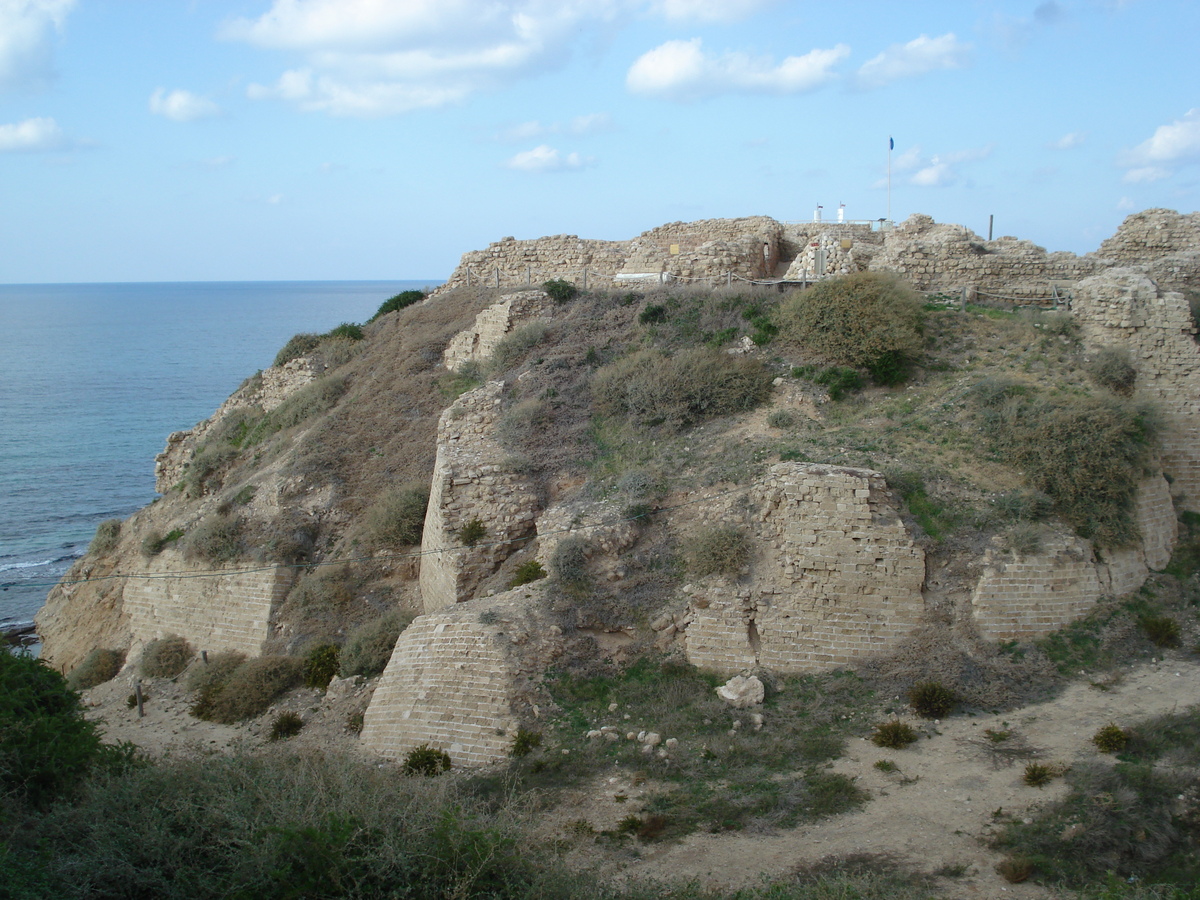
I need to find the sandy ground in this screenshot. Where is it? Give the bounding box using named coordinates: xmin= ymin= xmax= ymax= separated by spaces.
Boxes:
xmin=81 ymin=653 xmax=1200 ymax=899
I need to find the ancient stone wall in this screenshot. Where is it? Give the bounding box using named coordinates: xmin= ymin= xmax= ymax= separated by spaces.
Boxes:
xmin=781 ymin=223 xmax=882 ymax=279
xmin=684 ymin=464 xmax=927 ymax=674
xmin=619 ymin=217 xmax=784 ymax=283
xmin=122 ymin=553 xmax=294 ymax=657
xmin=1071 ymin=269 xmax=1200 ymax=510
xmin=437 ymin=234 xmax=631 ymax=294
xmin=419 ymin=382 xmax=540 ymax=612
xmin=867 ymin=214 xmax=1102 ymax=301
xmin=443 ymin=290 xmax=556 ymax=373
xmin=1097 ymin=209 xmax=1200 ymax=295
xmin=360 ymin=591 xmax=564 ymax=767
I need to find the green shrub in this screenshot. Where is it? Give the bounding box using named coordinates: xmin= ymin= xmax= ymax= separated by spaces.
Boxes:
xmin=907 ymin=681 xmax=955 ymax=719
xmin=339 ymin=612 xmax=407 ymax=679
xmin=487 ymin=322 xmax=548 ymax=373
xmin=1022 ymin=762 xmax=1055 ymax=787
xmin=66 ymin=648 xmax=125 ymax=691
xmin=973 ymin=388 xmax=1157 ymax=547
xmin=1092 ymin=723 xmax=1129 ymax=753
xmin=870 ymin=719 xmax=918 ymax=749
xmin=0 ymin=650 xmax=103 ymax=805
xmin=362 ymin=484 xmax=428 ymax=547
xmin=508 ymin=560 xmax=547 ymax=588
xmin=542 ymin=279 xmax=578 ymax=303
xmin=182 ymin=444 xmax=239 ymax=498
xmin=592 ymin=346 xmax=773 ymax=428
xmin=141 ymin=528 xmax=184 ymax=557
xmin=304 ymin=644 xmax=341 ymax=689
xmin=269 ymin=711 xmax=304 ymax=742
xmin=813 ymin=366 xmax=865 ymax=401
xmin=683 ymin=525 xmax=752 ymax=578
xmin=992 ymin=489 xmax=1053 ymax=521
xmin=140 ymin=635 xmax=194 ymax=679
xmin=510 ymin=728 xmax=542 ymax=757
xmin=1140 ymin=614 xmax=1181 ymax=648
xmin=191 ymin=655 xmax=304 ymax=724
xmin=1002 ymin=523 xmax=1043 ymax=556
xmin=1087 ymin=346 xmax=1137 ymax=396
xmin=183 ymin=650 xmax=246 ymax=695
xmin=639 ymin=303 xmax=668 ymax=325
xmin=778 ymin=272 xmax=924 ymax=382
xmin=549 ymin=537 xmax=591 ymax=597
xmin=402 ymin=744 xmax=451 ymax=776
xmin=255 ymin=375 xmax=348 ymax=438
xmin=458 ymin=518 xmax=487 ymax=547
xmin=766 ymin=408 xmax=800 ymax=429
xmin=88 ymin=519 xmax=122 ymax=556
xmin=182 ymin=513 xmax=243 ymax=564
xmin=273 ymin=332 xmax=322 ymax=367
xmin=325 ymin=322 xmax=363 ymax=342
xmin=369 ymin=289 xmax=425 ymax=322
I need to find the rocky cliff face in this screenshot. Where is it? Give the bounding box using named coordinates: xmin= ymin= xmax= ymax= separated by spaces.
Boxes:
xmin=36 ymin=208 xmax=1200 ymax=766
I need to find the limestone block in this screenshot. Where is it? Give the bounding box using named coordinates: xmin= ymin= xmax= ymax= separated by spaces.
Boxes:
xmin=716 ymin=674 xmax=765 ymax=708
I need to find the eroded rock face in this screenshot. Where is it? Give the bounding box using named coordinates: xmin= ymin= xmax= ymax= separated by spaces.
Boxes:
xmin=1097 ymin=208 xmax=1200 ymax=295
xmin=360 ymin=591 xmax=564 ymax=767
xmin=443 ymin=289 xmax=556 ymax=373
xmin=419 ymin=382 xmax=539 ymax=613
xmin=685 ymin=464 xmax=927 ymax=674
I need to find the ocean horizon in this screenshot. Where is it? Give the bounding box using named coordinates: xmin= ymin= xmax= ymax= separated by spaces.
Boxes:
xmin=0 ymin=279 xmax=441 ymax=646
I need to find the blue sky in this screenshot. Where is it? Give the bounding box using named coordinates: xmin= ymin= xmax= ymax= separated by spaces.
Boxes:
xmin=1 ymin=0 xmax=1197 ymax=283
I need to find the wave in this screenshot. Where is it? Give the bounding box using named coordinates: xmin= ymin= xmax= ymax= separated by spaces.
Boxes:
xmin=0 ymin=559 xmax=55 ymax=573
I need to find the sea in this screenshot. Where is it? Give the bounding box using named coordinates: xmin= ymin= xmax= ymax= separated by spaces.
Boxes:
xmin=0 ymin=280 xmax=439 ymax=649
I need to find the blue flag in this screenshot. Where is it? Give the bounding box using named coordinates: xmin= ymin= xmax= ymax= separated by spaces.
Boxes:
xmin=889 ymin=137 xmax=894 ymax=150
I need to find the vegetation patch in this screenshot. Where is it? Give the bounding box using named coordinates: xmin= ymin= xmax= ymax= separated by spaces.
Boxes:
xmin=268 ymin=711 xmax=304 ymax=742
xmin=141 ymin=527 xmax=185 ymax=557
xmin=508 ymin=559 xmax=547 ymax=588
xmin=303 ymin=643 xmax=341 ymax=689
xmin=870 ymin=719 xmax=918 ymax=749
xmin=88 ymin=519 xmax=122 ymax=556
xmin=402 ymin=744 xmax=452 ymax=776
xmin=542 ymin=279 xmax=579 ymax=303
xmin=190 ymin=655 xmax=303 ymax=724
xmin=339 ymin=612 xmax=409 ymax=679
xmin=458 ymin=518 xmax=487 ymax=547
xmin=182 ymin=512 xmax=244 ymax=564
xmin=682 ymin=524 xmax=751 ymax=578
xmin=66 ymin=648 xmax=126 ymax=691
xmin=140 ymin=635 xmax=194 ymax=679
xmin=361 ymin=484 xmax=428 ymax=548
xmin=907 ymin=681 xmax=955 ymax=719
xmin=369 ymin=288 xmax=426 ymax=322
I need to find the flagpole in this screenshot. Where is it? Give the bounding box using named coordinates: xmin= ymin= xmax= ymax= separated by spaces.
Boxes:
xmin=887 ymin=136 xmax=892 ymax=227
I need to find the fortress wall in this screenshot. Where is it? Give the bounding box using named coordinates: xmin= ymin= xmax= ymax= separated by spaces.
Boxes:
xmin=443 ymin=289 xmax=556 ymax=372
xmin=123 ymin=554 xmax=294 ymax=656
xmin=1096 ymin=209 xmax=1200 ymax=295
xmin=685 ymin=464 xmax=926 ymax=674
xmin=437 ymin=234 xmax=631 ymax=294
xmin=620 ymin=216 xmax=785 ymax=282
xmin=419 ymin=382 xmax=539 ymax=613
xmin=1072 ymin=269 xmax=1200 ymax=510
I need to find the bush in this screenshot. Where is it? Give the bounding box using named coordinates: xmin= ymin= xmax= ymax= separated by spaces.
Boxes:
xmin=182 ymin=513 xmax=243 ymax=564
xmin=511 ymin=728 xmax=542 ymax=757
xmin=592 ymin=346 xmax=773 ymax=428
xmin=1023 ymin=762 xmax=1055 ymax=787
xmin=778 ymin=272 xmax=924 ymax=382
xmin=191 ymin=656 xmax=303 ymax=724
xmin=273 ymin=332 xmax=322 ymax=368
xmin=542 ymin=279 xmax=578 ymax=303
xmin=1092 ymin=723 xmax=1129 ymax=753
xmin=66 ymin=648 xmax=125 ymax=691
xmin=992 ymin=489 xmax=1053 ymax=521
xmin=369 ymin=289 xmax=425 ymax=322
xmin=508 ymin=560 xmax=546 ymax=588
xmin=973 ymin=389 xmax=1157 ymax=547
xmin=870 ymin=720 xmax=918 ymax=749
xmin=458 ymin=518 xmax=487 ymax=547
xmin=683 ymin=525 xmax=752 ymax=578
xmin=0 ymin=650 xmax=102 ymax=805
xmin=813 ymin=366 xmax=865 ymax=401
xmin=487 ymin=322 xmax=548 ymax=373
xmin=907 ymin=681 xmax=955 ymax=719
xmin=362 ymin=485 xmax=428 ymax=548
xmin=639 ymin=303 xmax=668 ymax=325
xmin=402 ymin=744 xmax=451 ymax=776
xmin=141 ymin=528 xmax=184 ymax=557
xmin=325 ymin=322 xmax=363 ymax=342
xmin=183 ymin=650 xmax=246 ymax=695
xmin=269 ymin=711 xmax=304 ymax=742
xmin=1002 ymin=523 xmax=1043 ymax=556
xmin=88 ymin=519 xmax=122 ymax=556
xmin=1140 ymin=614 xmax=1181 ymax=648
xmin=339 ymin=612 xmax=407 ymax=679
xmin=304 ymin=644 xmax=340 ymax=689
xmin=1087 ymin=346 xmax=1137 ymax=396
xmin=140 ymin=635 xmax=194 ymax=679
xmin=182 ymin=444 xmax=239 ymax=498
xmin=549 ymin=537 xmax=591 ymax=597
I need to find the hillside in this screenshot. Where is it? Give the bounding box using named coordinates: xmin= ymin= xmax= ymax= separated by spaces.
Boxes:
xmin=26 ymin=208 xmax=1200 ymax=897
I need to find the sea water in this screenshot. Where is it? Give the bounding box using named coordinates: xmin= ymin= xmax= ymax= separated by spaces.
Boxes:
xmin=0 ymin=280 xmax=438 ymax=643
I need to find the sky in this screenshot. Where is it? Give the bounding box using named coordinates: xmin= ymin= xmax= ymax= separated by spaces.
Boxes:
xmin=1 ymin=0 xmax=1198 ymax=283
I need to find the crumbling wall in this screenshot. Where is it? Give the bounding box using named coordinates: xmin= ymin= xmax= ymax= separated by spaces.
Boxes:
xmin=619 ymin=217 xmax=784 ymax=283
xmin=443 ymin=289 xmax=556 ymax=373
xmin=437 ymin=234 xmax=630 ymax=294
xmin=122 ymin=554 xmax=295 ymax=656
xmin=684 ymin=464 xmax=926 ymax=674
xmin=155 ymin=357 xmax=322 ymax=492
xmin=360 ymin=591 xmax=564 ymax=767
xmin=419 ymin=382 xmax=539 ymax=612
xmin=1097 ymin=208 xmax=1200 ymax=295
xmin=781 ymin=223 xmax=882 ymax=279
xmin=1071 ymin=269 xmax=1200 ymax=511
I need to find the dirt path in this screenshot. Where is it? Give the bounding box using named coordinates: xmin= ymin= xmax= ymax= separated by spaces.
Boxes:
xmin=619 ymin=657 xmax=1200 ymax=897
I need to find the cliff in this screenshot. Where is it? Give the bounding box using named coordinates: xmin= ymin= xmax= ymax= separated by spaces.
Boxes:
xmin=36 ymin=208 xmax=1200 ymax=769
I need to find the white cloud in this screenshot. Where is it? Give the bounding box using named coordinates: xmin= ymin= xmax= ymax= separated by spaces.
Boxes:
xmin=627 ymin=37 xmax=849 ymax=101
xmin=1121 ymin=108 xmax=1200 ymax=181
xmin=1117 ymin=196 xmax=1137 ymax=211
xmin=0 ymin=115 xmax=65 ymax=151
xmin=226 ymin=0 xmax=628 ymax=116
xmin=1049 ymin=131 xmax=1085 ymax=150
xmin=0 ymin=0 xmax=74 ymax=91
xmin=883 ymin=144 xmax=992 ymax=188
xmin=647 ymin=0 xmax=776 ymax=23
xmin=505 ymin=144 xmax=593 ymax=173
xmin=855 ymin=33 xmax=970 ymax=89
xmin=149 ymin=88 xmax=221 ymax=122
